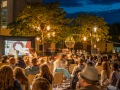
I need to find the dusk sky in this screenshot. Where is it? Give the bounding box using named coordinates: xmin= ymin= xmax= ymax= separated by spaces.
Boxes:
xmin=44 ymin=0 xmax=120 ymax=24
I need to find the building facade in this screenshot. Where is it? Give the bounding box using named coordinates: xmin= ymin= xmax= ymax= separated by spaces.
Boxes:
xmin=0 ymin=0 xmax=42 ymax=35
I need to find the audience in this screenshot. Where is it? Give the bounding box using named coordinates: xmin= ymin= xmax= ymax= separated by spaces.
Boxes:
xmin=0 ymin=65 xmax=22 ymax=90
xmin=100 ymin=61 xmax=111 ymax=89
xmin=0 ymin=51 xmax=120 ymax=90
xmin=13 ymin=67 xmax=29 ymax=90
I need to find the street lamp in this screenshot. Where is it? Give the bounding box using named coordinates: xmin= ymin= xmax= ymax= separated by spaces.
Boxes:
xmin=83 ymin=36 xmax=87 ymax=41
xmin=93 ymin=27 xmax=97 ymax=54
xmin=35 ymin=24 xmax=55 ymax=56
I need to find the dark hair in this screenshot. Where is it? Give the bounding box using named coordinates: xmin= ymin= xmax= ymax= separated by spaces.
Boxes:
xmin=111 ymin=63 xmax=119 ymax=71
xmin=1 ymin=55 xmax=8 ymax=63
xmin=31 ymin=58 xmax=37 ymax=65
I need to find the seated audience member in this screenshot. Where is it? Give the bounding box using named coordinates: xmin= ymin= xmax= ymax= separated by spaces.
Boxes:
xmin=71 ymin=59 xmax=85 ymax=77
xmin=95 ymin=58 xmax=103 ymax=76
xmin=32 ymin=77 xmax=50 ymax=90
xmin=13 ymin=67 xmax=29 ymax=90
xmin=35 ymin=64 xmax=53 ymax=84
xmin=54 ymin=54 xmax=71 ymax=79
xmin=1 ymin=55 xmax=8 ymax=63
xmin=23 ymin=56 xmax=30 ymax=66
xmin=100 ymin=61 xmax=110 ymax=89
xmin=0 ymin=65 xmax=22 ymax=90
xmin=9 ymin=57 xmax=16 ymax=69
xmin=44 ymin=57 xmax=53 ymax=74
xmin=107 ymin=63 xmax=120 ymax=90
xmin=25 ymin=58 xmax=40 ymax=76
xmin=70 ymin=59 xmax=85 ymax=89
xmin=15 ymin=56 xmax=26 ymax=68
xmin=79 ymin=67 xmax=101 ymax=90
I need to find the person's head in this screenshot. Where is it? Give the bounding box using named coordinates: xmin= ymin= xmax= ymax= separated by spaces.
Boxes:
xmin=23 ymin=56 xmax=30 ymax=66
xmin=39 ymin=59 xmax=45 ymax=65
xmin=102 ymin=61 xmax=109 ymax=70
xmin=78 ymin=59 xmax=84 ymax=65
xmin=9 ymin=57 xmax=16 ymax=64
xmin=32 ymin=77 xmax=50 ymax=90
xmin=40 ymin=64 xmax=50 ymax=75
xmin=31 ymin=58 xmax=38 ymax=65
xmin=79 ymin=67 xmax=99 ymax=87
xmin=57 ymin=54 xmax=62 ymax=60
xmin=86 ymin=62 xmax=93 ymax=67
xmin=102 ymin=62 xmax=110 ymax=78
xmin=1 ymin=55 xmax=8 ymax=63
xmin=112 ymin=54 xmax=118 ymax=60
xmin=13 ymin=67 xmax=28 ymax=84
xmin=110 ymin=63 xmax=119 ymax=71
xmin=0 ymin=65 xmax=14 ymax=90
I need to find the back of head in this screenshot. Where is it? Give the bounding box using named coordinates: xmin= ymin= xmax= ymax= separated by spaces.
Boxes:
xmin=9 ymin=57 xmax=16 ymax=64
xmin=32 ymin=77 xmax=50 ymax=90
xmin=1 ymin=55 xmax=8 ymax=63
xmin=0 ymin=65 xmax=14 ymax=89
xmin=13 ymin=67 xmax=27 ymax=84
xmin=32 ymin=58 xmax=38 ymax=65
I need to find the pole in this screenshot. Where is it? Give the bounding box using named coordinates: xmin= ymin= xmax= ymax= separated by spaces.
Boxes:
xmin=42 ymin=32 xmax=44 ymax=56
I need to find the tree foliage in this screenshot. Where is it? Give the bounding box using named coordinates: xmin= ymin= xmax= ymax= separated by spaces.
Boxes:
xmin=8 ymin=2 xmax=73 ymax=43
xmin=72 ymin=13 xmax=109 ymax=42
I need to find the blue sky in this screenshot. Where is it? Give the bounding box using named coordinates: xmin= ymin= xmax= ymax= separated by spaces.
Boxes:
xmin=44 ymin=0 xmax=120 ymax=24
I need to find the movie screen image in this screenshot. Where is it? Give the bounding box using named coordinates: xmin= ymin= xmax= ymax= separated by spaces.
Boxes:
xmin=5 ymin=40 xmax=31 ymax=55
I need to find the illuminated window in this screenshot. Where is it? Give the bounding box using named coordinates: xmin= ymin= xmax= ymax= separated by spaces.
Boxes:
xmin=1 ymin=0 xmax=7 ymax=28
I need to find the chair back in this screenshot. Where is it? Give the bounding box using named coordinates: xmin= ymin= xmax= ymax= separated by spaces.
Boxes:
xmin=53 ymin=72 xmax=63 ymax=84
xmin=0 ymin=63 xmax=9 ymax=67
xmin=28 ymin=74 xmax=35 ymax=85
xmin=69 ymin=64 xmax=77 ymax=73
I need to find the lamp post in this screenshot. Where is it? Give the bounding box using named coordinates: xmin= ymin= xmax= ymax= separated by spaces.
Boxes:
xmin=35 ymin=24 xmax=55 ymax=56
xmin=93 ymin=27 xmax=97 ymax=54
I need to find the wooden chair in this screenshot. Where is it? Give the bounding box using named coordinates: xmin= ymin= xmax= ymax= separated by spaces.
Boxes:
xmin=69 ymin=64 xmax=77 ymax=73
xmin=0 ymin=63 xmax=9 ymax=67
xmin=28 ymin=74 xmax=35 ymax=85
xmin=53 ymin=72 xmax=63 ymax=88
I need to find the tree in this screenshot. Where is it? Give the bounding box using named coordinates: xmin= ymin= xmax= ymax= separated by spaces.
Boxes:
xmin=7 ymin=2 xmax=72 ymax=43
xmin=72 ymin=13 xmax=109 ymax=42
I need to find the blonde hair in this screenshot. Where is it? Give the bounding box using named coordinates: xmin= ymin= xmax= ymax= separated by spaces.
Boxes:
xmin=102 ymin=62 xmax=110 ymax=78
xmin=0 ymin=65 xmax=14 ymax=90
